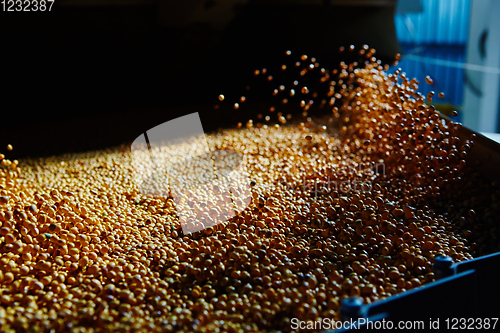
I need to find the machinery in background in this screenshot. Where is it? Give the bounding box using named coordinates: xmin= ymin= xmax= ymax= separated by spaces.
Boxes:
xmin=462 ymin=0 xmax=500 ymax=133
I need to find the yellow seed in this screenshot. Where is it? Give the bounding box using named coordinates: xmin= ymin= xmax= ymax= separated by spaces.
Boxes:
xmin=4 ymin=272 xmax=14 ymax=283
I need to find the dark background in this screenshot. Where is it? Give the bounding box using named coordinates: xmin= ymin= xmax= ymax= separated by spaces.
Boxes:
xmin=0 ymin=0 xmax=400 ymax=159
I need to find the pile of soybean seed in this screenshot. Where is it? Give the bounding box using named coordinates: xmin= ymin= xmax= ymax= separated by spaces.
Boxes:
xmin=0 ymin=47 xmax=499 ymax=332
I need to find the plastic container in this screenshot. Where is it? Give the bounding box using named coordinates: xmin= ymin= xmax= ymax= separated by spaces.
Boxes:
xmin=332 ymin=252 xmax=500 ymax=331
